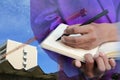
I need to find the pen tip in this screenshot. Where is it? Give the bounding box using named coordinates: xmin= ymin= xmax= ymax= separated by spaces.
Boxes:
xmin=56 ymin=37 xmax=61 ymax=41
xmin=56 ymin=34 xmax=69 ymax=41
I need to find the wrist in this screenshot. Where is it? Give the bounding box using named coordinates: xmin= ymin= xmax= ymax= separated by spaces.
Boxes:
xmin=102 ymin=23 xmax=118 ymax=43
xmin=115 ymin=22 xmax=120 ymax=41
xmin=107 ymin=23 xmax=118 ymax=42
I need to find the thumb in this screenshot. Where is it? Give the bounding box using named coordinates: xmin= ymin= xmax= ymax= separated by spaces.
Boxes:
xmin=72 ymin=60 xmax=81 ymax=68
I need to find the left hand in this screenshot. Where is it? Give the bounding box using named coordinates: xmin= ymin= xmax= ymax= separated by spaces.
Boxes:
xmin=72 ymin=53 xmax=116 ymax=78
xmin=61 ymin=23 xmax=118 ymax=50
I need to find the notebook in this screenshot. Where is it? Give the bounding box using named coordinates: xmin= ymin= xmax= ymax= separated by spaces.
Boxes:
xmin=41 ymin=23 xmax=120 ymax=61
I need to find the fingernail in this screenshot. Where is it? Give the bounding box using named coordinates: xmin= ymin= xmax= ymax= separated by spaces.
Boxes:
xmin=75 ymin=60 xmax=81 ymax=68
xmin=94 ymin=53 xmax=99 ymax=58
xmin=99 ymin=52 xmax=104 ymax=57
xmin=110 ymin=58 xmax=116 ymax=69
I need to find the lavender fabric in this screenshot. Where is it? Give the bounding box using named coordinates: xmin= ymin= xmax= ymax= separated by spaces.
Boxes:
xmin=30 ymin=0 xmax=120 ymax=79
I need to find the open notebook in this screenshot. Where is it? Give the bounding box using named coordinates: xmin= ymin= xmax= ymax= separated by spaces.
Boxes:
xmin=41 ymin=23 xmax=120 ymax=61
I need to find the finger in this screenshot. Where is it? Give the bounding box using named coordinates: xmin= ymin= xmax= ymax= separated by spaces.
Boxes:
xmin=62 ymin=42 xmax=79 ymax=48
xmin=99 ymin=53 xmax=111 ymax=71
xmin=61 ymin=33 xmax=94 ymax=44
xmin=62 ymin=41 xmax=95 ymax=50
xmin=62 ymin=40 xmax=94 ymax=50
xmin=95 ymin=56 xmax=105 ymax=72
xmin=64 ymin=25 xmax=91 ymax=34
xmin=76 ymin=42 xmax=96 ymax=50
xmin=109 ymin=58 xmax=116 ymax=69
xmin=72 ymin=60 xmax=81 ymax=68
xmin=64 ymin=24 xmax=80 ymax=34
xmin=84 ymin=54 xmax=94 ymax=72
xmin=91 ymin=23 xmax=98 ymax=27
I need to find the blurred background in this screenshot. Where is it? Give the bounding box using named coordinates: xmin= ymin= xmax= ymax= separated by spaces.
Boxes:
xmin=0 ymin=0 xmax=58 ymax=79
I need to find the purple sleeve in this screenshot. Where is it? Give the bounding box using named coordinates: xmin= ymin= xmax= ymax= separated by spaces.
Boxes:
xmin=30 ymin=0 xmax=79 ymax=77
xmin=113 ymin=0 xmax=120 ymax=21
xmin=30 ymin=0 xmax=63 ymax=42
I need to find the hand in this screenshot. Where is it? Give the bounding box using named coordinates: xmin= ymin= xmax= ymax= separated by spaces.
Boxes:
xmin=61 ymin=23 xmax=118 ymax=50
xmin=72 ymin=53 xmax=116 ymax=78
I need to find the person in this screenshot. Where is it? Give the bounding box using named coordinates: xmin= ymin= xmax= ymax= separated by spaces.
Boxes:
xmin=30 ymin=0 xmax=120 ymax=80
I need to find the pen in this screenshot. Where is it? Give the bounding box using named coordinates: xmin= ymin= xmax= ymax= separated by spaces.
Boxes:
xmin=56 ymin=9 xmax=109 ymax=41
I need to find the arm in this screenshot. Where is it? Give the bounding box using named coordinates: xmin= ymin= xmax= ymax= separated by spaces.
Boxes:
xmin=61 ymin=22 xmax=119 ymax=79
xmin=61 ymin=2 xmax=120 ymax=78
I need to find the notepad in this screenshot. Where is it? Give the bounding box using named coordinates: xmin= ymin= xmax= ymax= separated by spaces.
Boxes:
xmin=41 ymin=23 xmax=120 ymax=61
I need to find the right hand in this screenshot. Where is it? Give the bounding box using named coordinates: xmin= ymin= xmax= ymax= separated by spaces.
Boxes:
xmin=62 ymin=23 xmax=118 ymax=50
